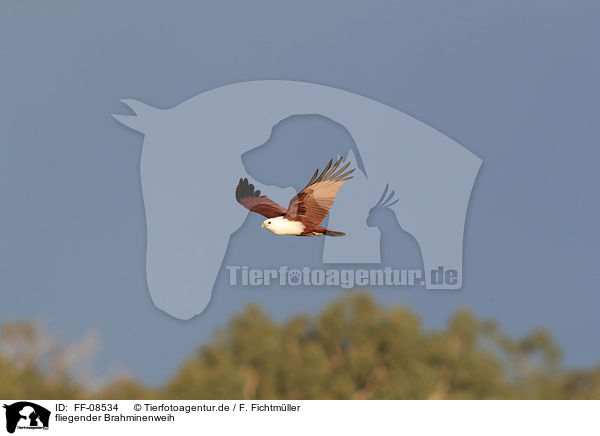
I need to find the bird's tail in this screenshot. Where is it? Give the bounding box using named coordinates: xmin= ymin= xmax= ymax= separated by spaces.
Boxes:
xmin=323 ymin=229 xmax=345 ymax=237
xmin=310 ymin=225 xmax=346 ymax=237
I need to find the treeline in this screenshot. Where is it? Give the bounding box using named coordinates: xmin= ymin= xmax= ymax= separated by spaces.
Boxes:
xmin=1 ymin=293 xmax=599 ymax=399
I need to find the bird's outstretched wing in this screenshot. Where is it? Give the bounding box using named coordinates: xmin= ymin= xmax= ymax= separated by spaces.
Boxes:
xmin=286 ymin=157 xmax=355 ymax=225
xmin=236 ymin=178 xmax=287 ymax=218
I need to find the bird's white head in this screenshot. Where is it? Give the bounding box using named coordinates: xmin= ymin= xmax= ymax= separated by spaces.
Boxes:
xmin=262 ymin=218 xmax=278 ymax=230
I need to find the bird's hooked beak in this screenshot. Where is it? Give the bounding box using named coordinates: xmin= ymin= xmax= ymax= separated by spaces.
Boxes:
xmin=261 ymin=223 xmax=265 ymax=228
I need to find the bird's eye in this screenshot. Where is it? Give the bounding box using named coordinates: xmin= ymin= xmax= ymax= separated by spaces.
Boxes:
xmin=268 ymin=221 xmax=271 ymax=224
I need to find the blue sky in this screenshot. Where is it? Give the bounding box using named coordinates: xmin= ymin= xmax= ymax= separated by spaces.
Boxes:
xmin=1 ymin=1 xmax=599 ymax=385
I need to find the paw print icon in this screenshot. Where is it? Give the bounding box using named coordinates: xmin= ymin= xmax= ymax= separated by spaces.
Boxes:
xmin=287 ymin=270 xmax=303 ymax=286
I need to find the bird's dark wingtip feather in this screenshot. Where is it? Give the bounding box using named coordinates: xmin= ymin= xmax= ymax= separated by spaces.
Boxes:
xmin=236 ymin=177 xmax=263 ymax=201
xmin=236 ymin=178 xmax=250 ymax=201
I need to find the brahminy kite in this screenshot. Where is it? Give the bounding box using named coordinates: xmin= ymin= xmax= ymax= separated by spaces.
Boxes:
xmin=236 ymin=157 xmax=355 ymax=236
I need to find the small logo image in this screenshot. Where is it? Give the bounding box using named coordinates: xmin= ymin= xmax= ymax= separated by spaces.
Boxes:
xmin=2 ymin=402 xmax=50 ymax=434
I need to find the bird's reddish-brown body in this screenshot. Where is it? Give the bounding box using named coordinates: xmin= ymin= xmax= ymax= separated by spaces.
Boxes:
xmin=295 ymin=220 xmax=344 ymax=237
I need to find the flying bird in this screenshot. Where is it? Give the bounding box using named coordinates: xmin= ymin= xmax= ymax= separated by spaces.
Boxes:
xmin=236 ymin=157 xmax=355 ymax=237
